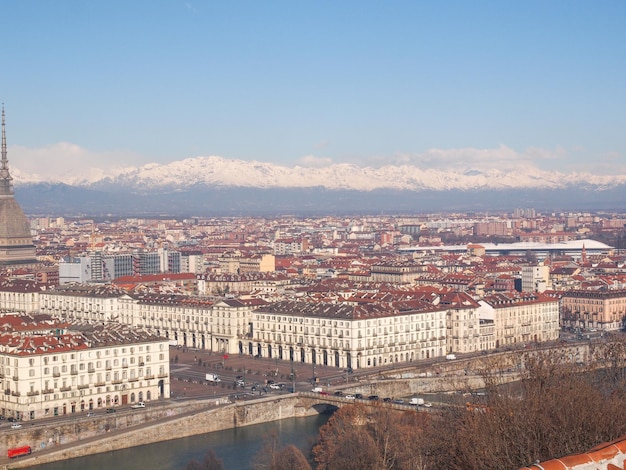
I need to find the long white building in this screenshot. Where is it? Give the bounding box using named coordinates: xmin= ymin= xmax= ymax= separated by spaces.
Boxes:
xmin=0 ymin=314 xmax=170 ymax=421
xmin=0 ymin=281 xmax=562 ymax=370
xmin=249 ymin=300 xmax=450 ymax=370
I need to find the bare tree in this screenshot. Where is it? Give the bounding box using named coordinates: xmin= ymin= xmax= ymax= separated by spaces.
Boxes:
xmin=253 ymin=431 xmax=311 ymax=470
xmin=185 ymin=449 xmax=223 ymax=470
xmin=427 ymin=342 xmax=626 ymax=469
xmin=313 ymin=338 xmax=626 ymax=470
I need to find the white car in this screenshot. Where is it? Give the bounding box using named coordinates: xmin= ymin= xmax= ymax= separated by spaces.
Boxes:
xmin=344 ymin=394 xmax=356 ymax=400
xmin=11 ymin=422 xmax=22 ymax=429
xmin=131 ymin=402 xmax=146 ymax=409
xmin=269 ymin=383 xmax=282 ymax=390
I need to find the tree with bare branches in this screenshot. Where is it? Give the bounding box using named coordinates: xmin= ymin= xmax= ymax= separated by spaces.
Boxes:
xmin=185 ymin=449 xmax=224 ymax=470
xmin=253 ymin=431 xmax=311 ymax=470
xmin=313 ymin=337 xmax=626 ymax=470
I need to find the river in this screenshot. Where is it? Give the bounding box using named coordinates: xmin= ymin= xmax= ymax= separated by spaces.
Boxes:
xmin=28 ymin=414 xmax=330 ymax=470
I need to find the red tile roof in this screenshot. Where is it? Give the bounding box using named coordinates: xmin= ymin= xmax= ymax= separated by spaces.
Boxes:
xmin=519 ymin=434 xmax=626 ymax=470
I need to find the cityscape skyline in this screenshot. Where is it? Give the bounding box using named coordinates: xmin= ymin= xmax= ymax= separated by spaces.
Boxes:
xmin=1 ymin=1 xmax=624 ymax=184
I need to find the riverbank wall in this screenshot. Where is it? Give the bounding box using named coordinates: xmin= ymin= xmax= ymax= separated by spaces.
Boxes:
xmin=1 ymin=394 xmax=320 ymax=469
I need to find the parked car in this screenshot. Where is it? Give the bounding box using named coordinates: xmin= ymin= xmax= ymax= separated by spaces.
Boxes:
xmin=368 ymin=395 xmax=380 ymax=401
xmin=11 ymin=423 xmax=22 ymax=429
xmin=345 ymin=394 xmax=356 ymax=400
xmin=382 ymin=397 xmax=392 ymax=402
xmin=131 ymin=402 xmax=146 ymax=409
xmin=333 ymin=391 xmax=344 ymax=397
xmin=106 ymin=408 xmax=116 ymax=413
xmin=355 ymin=393 xmax=364 ymax=399
xmin=7 ymin=417 xmax=17 ymax=422
xmin=269 ymin=383 xmax=282 ymax=390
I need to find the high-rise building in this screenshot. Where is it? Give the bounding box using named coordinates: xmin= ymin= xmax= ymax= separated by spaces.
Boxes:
xmin=0 ymin=107 xmax=37 ymax=267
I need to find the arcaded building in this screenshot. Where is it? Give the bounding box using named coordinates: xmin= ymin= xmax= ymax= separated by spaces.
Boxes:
xmin=0 ymin=314 xmax=170 ymax=421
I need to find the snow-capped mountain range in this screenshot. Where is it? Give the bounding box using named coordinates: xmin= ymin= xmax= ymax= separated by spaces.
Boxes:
xmin=12 ymin=156 xmax=626 ymax=192
xmin=12 ymin=156 xmax=626 ymax=216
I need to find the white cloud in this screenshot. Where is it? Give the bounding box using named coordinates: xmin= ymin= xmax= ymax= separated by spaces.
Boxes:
xmin=296 ymin=154 xmax=333 ymax=168
xmin=8 ymin=142 xmax=146 ymax=184
xmin=380 ymin=145 xmax=571 ymax=172
xmin=565 ymin=151 xmax=626 ymax=175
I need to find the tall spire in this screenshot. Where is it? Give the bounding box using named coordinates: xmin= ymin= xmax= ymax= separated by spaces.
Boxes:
xmin=0 ymin=104 xmax=14 ymax=196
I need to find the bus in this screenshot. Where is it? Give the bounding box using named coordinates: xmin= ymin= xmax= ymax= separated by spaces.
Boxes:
xmin=8 ymin=445 xmax=32 ymax=458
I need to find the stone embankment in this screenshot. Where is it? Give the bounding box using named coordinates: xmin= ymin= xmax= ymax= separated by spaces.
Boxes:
xmin=0 ymin=394 xmax=318 ymax=469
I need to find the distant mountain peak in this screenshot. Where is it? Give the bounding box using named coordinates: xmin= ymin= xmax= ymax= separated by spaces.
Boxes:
xmin=13 ymin=155 xmax=626 ymax=193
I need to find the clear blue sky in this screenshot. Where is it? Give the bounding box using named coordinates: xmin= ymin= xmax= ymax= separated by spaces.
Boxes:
xmin=1 ymin=1 xmax=625 ymax=180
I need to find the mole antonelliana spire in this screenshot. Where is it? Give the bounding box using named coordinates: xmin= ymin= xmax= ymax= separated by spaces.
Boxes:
xmin=0 ymin=105 xmax=37 ymax=267
xmin=0 ymin=104 xmax=14 ymax=196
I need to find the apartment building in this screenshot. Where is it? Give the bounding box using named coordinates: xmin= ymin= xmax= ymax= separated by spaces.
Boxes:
xmin=521 ymin=264 xmax=551 ymax=292
xmin=273 ymin=238 xmax=308 ymax=255
xmin=0 ymin=314 xmax=169 ymax=421
xmin=218 ymin=252 xmax=275 ymax=274
xmin=59 ymin=250 xmax=183 ymax=285
xmin=39 ymin=284 xmax=126 ymax=322
xmin=478 ymin=292 xmax=560 ymax=348
xmin=248 ymin=300 xmax=449 ymax=371
xmin=561 ymin=289 xmax=626 ymax=330
xmin=440 ymin=292 xmax=482 ymax=354
xmin=0 ymin=279 xmax=43 ymax=313
xmin=370 ymin=261 xmax=423 ymax=284
xmin=196 ymin=272 xmax=286 ymax=296
xmin=122 ymin=293 xmax=215 ymax=349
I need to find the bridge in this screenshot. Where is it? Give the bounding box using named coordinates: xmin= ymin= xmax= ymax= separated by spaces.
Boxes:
xmin=292 ymin=391 xmax=419 ymax=414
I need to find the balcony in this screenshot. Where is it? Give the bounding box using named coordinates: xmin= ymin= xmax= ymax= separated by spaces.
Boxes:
xmin=77 ymin=384 xmax=89 ymax=390
xmin=112 ymin=379 xmax=122 ymax=385
xmin=88 ymin=368 xmax=96 ymax=373
xmin=11 ymin=391 xmax=20 ymax=397
xmin=60 ymin=386 xmax=71 ymax=392
xmin=71 ymin=370 xmax=78 ymax=375
xmin=157 ymin=373 xmax=168 ymax=378
xmin=42 ymin=388 xmax=54 ymax=395
xmin=27 ymin=391 xmax=40 ymax=396
xmin=144 ymin=375 xmax=155 ymax=380
xmin=94 ymin=382 xmax=105 ymax=387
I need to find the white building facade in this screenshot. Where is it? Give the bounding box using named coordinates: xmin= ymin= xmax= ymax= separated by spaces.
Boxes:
xmin=0 ymin=315 xmax=170 ymax=421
